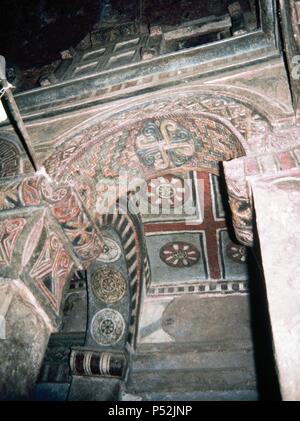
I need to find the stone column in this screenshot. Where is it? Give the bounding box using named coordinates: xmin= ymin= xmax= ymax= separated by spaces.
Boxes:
xmin=68 ymin=348 xmax=128 ymax=401
xmin=0 ymin=279 xmax=53 ymax=400
xmin=249 ymin=168 xmax=300 ymax=400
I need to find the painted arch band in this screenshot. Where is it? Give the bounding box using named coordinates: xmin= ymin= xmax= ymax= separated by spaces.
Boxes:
xmin=45 ymin=112 xmax=246 ymax=183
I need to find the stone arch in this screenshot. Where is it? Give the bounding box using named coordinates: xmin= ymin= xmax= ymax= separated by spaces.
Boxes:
xmin=46 ymin=113 xmax=245 ymax=177
xmin=95 ymin=204 xmax=147 ymax=350
xmin=56 ymin=193 xmax=148 ymax=353
xmin=48 ymin=83 xmax=289 ymax=169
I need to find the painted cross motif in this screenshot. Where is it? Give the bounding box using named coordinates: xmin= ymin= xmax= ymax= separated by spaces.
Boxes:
xmin=135 ymin=119 xmax=198 ymax=170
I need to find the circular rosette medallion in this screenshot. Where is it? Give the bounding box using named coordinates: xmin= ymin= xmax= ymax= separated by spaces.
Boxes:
xmin=147 ymin=175 xmax=189 ymax=210
xmin=160 ymin=241 xmax=200 ymax=267
xmin=91 ymin=309 xmax=125 ymax=345
xmin=97 ymin=237 xmax=122 ymax=263
xmin=91 ymin=267 xmax=126 ymax=304
xmin=226 ymin=242 xmax=247 ymax=264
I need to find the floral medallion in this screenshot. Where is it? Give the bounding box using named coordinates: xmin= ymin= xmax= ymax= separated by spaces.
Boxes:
xmin=97 ymin=237 xmax=122 ymax=263
xmin=91 ymin=267 xmax=126 ymax=303
xmin=91 ymin=309 xmax=125 ymax=345
xmin=147 ymin=175 xmax=189 ymax=209
xmin=226 ymin=242 xmax=247 ymax=263
xmin=160 ymin=241 xmax=200 ymax=267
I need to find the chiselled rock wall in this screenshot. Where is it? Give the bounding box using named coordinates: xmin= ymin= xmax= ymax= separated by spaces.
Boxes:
xmin=0 ymin=280 xmax=51 ymax=399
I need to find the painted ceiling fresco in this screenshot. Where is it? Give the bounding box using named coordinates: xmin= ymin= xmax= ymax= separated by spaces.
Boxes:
xmin=143 ymin=171 xmax=249 ymax=296
xmin=137 ymin=171 xmax=250 ymax=346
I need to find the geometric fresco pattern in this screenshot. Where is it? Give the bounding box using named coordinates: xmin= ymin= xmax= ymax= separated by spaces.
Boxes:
xmin=0 ymin=218 xmax=26 ymax=268
xmin=144 ymin=171 xmax=249 ymax=294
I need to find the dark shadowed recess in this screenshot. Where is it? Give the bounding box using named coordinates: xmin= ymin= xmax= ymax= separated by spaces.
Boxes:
xmin=1 ymin=0 xmax=102 ymax=69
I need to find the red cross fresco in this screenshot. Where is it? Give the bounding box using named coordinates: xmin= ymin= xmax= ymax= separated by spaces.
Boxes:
xmin=143 ymin=171 xmax=227 ymax=279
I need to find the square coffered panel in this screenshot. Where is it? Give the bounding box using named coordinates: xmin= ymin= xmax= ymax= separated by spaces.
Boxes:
xmin=145 ymin=231 xmax=209 ymax=285
xmin=218 ymin=229 xmax=249 ymax=280
xmin=140 ymin=171 xmax=202 ymax=224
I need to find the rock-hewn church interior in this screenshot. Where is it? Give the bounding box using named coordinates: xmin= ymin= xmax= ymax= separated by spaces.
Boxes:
xmin=0 ymin=0 xmax=300 ymax=401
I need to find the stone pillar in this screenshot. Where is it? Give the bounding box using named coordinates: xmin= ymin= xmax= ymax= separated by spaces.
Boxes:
xmin=0 ymin=279 xmax=53 ymax=400
xmin=249 ymin=168 xmax=300 ymax=400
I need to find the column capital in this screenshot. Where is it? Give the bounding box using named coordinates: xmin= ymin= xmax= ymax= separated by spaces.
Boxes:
xmin=224 ymin=144 xmax=300 ymax=246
